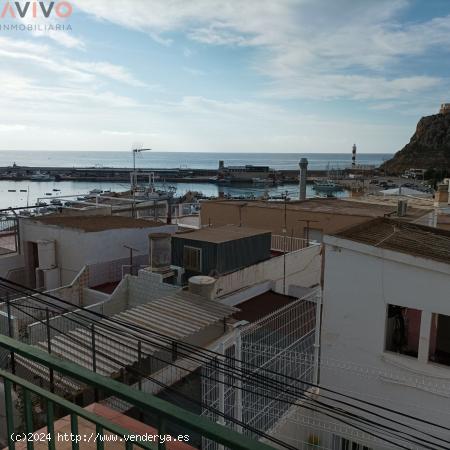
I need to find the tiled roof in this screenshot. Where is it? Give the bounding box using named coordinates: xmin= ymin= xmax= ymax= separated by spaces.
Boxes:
xmin=335 ymin=218 xmax=450 ymax=264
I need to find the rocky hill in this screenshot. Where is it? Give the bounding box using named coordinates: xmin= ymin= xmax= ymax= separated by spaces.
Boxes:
xmin=381 ymin=113 xmax=450 ymax=174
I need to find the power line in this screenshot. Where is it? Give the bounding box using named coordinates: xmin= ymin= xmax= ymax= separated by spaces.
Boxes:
xmin=1 ymin=279 xmax=449 ymax=448
xmin=6 ymin=298 xmax=434 ymax=450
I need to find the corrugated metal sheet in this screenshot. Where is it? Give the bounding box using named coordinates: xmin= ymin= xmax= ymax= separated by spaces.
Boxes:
xmin=15 ymin=291 xmax=237 ymax=394
xmin=172 ymin=231 xmax=271 ymax=276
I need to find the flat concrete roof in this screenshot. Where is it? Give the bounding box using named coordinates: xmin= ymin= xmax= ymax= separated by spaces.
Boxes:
xmin=174 ymin=225 xmax=270 ymax=243
xmin=30 ymin=215 xmax=164 ymax=232
xmin=203 ymin=198 xmax=429 ymax=220
xmin=233 ymin=291 xmax=297 ymax=323
xmin=335 ymin=218 xmax=450 ymax=264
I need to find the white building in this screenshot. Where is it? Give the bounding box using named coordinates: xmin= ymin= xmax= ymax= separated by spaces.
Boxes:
xmin=317 ymin=218 xmax=450 ymax=449
xmin=19 ymin=215 xmax=177 ymax=289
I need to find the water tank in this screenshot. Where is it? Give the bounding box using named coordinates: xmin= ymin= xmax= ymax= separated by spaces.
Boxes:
xmin=149 ymin=233 xmax=171 ymax=272
xmin=37 ymin=240 xmax=56 ymax=269
xmin=188 ymin=276 xmax=217 ymax=301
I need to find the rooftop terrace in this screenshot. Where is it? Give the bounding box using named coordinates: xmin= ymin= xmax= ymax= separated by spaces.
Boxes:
xmin=175 ymin=224 xmax=270 ymax=243
xmin=204 ymin=198 xmax=428 ymax=219
xmin=29 ymin=215 xmax=164 ymax=232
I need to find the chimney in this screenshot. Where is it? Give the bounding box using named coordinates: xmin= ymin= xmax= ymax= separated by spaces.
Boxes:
xmin=435 ymin=183 xmax=449 ymax=207
xmin=148 ymin=233 xmax=172 ymax=272
xmin=299 ymin=158 xmax=308 ymax=201
xmin=397 ymin=200 xmax=408 ymax=217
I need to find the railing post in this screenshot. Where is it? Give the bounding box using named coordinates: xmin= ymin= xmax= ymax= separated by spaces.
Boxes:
xmin=235 ymin=331 xmax=243 ymax=434
xmin=91 ymin=324 xmax=98 ymax=402
xmin=158 ymin=416 xmax=166 ymax=450
xmin=46 ymin=400 xmax=55 ymax=450
xmin=6 ymin=293 xmax=16 ymax=376
xmin=171 ymin=341 xmax=178 ymax=362
xmin=23 ymin=388 xmax=34 ymax=450
xmin=4 ymin=378 xmax=15 ymax=450
xmin=95 ymin=424 xmax=104 ymax=450
xmin=313 ymin=289 xmax=323 ymax=386
xmin=70 ymin=414 xmax=79 ymax=450
xmin=217 ymin=343 xmax=225 ymax=450
xmin=45 ymin=308 xmax=54 ymax=393
xmin=137 ymin=340 xmax=142 ymax=391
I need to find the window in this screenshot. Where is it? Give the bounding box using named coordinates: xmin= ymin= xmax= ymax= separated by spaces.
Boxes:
xmin=183 ymin=246 xmax=202 ymax=272
xmin=429 ymin=313 xmax=450 ymax=366
xmin=385 ymin=304 xmax=421 ymax=358
xmin=332 ymin=436 xmax=372 ymax=450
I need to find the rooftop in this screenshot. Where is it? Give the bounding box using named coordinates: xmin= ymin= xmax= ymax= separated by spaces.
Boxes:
xmin=233 ymin=291 xmax=297 ymax=323
xmin=29 ymin=215 xmax=164 ymax=232
xmin=18 ymin=287 xmax=238 ymax=393
xmin=204 ymin=198 xmax=428 ymax=219
xmin=174 ymin=224 xmax=270 ymax=243
xmin=335 ymin=218 xmax=450 ymax=264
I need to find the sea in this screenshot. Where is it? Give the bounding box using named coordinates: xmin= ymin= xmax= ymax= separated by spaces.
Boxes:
xmin=0 ymin=151 xmax=392 ymax=210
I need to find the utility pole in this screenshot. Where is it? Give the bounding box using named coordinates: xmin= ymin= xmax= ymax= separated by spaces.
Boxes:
xmin=131 ymin=147 xmax=151 ymax=218
xmin=297 ymin=219 xmax=320 ymax=247
xmin=123 ymin=244 xmax=140 ymax=276
xmin=238 ymin=203 xmax=247 ymax=227
xmin=282 ymin=191 xmax=289 ymax=294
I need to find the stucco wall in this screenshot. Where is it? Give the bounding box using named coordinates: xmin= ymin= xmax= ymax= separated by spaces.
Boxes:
xmin=20 ymin=221 xmax=176 ymax=286
xmin=216 ymin=244 xmax=321 ymax=298
xmin=320 ymin=236 xmax=450 ymax=437
xmin=200 ymin=201 xmax=373 ymax=238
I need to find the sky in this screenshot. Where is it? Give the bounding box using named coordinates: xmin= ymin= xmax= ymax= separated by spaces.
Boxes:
xmin=1 ymin=0 xmax=450 ymax=153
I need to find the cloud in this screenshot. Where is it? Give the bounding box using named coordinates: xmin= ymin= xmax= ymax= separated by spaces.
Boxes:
xmin=182 ymin=66 xmax=205 ymax=76
xmin=0 ymin=36 xmax=147 ymax=87
xmin=73 ymin=0 xmax=450 ymax=102
xmin=262 ymin=75 xmax=441 ymax=101
xmin=69 ymin=61 xmax=148 ymax=87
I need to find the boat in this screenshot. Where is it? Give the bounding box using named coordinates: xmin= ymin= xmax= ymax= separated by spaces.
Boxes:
xmin=30 ymin=171 xmax=54 ymax=181
xmin=35 ymin=201 xmax=48 ymax=207
xmin=313 ymin=180 xmax=343 ymax=192
xmin=45 ymin=193 xmax=52 ymax=196
xmin=52 ymin=188 xmax=60 ymax=192
xmin=252 ymin=177 xmax=273 ymax=185
xmin=89 ymin=188 xmax=103 ymax=194
xmin=20 ymin=189 xmax=27 ymax=192
xmin=50 ymin=199 xmax=62 ymax=206
xmin=7 ymin=189 xmax=16 ymax=192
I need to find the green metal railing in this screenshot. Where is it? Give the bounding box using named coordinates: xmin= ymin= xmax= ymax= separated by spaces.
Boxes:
xmin=0 ymin=335 xmax=275 ymax=450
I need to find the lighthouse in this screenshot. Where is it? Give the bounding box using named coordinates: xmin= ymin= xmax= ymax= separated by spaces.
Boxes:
xmin=352 ymin=144 xmax=357 ymax=168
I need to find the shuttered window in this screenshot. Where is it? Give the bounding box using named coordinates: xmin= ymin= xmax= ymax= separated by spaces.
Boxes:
xmin=184 ymin=246 xmax=202 ymax=272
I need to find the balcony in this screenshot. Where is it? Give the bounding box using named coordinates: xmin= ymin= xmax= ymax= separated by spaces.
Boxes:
xmin=0 ymin=334 xmax=275 ymax=450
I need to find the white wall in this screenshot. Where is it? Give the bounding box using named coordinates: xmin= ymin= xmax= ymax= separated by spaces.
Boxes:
xmin=20 ymin=220 xmax=176 ymax=286
xmin=320 ymin=236 xmax=450 ymax=442
xmin=216 ymin=244 xmax=321 ymax=298
xmin=0 ymin=253 xmax=24 ymax=279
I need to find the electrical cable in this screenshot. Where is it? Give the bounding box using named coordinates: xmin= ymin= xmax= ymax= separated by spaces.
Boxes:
xmin=2 ymin=283 xmax=449 ymax=449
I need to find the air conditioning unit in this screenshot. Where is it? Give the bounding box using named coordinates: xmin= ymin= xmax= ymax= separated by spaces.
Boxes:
xmin=35 ymin=267 xmax=60 ymax=291
xmin=37 ymin=240 xmax=56 ymax=269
